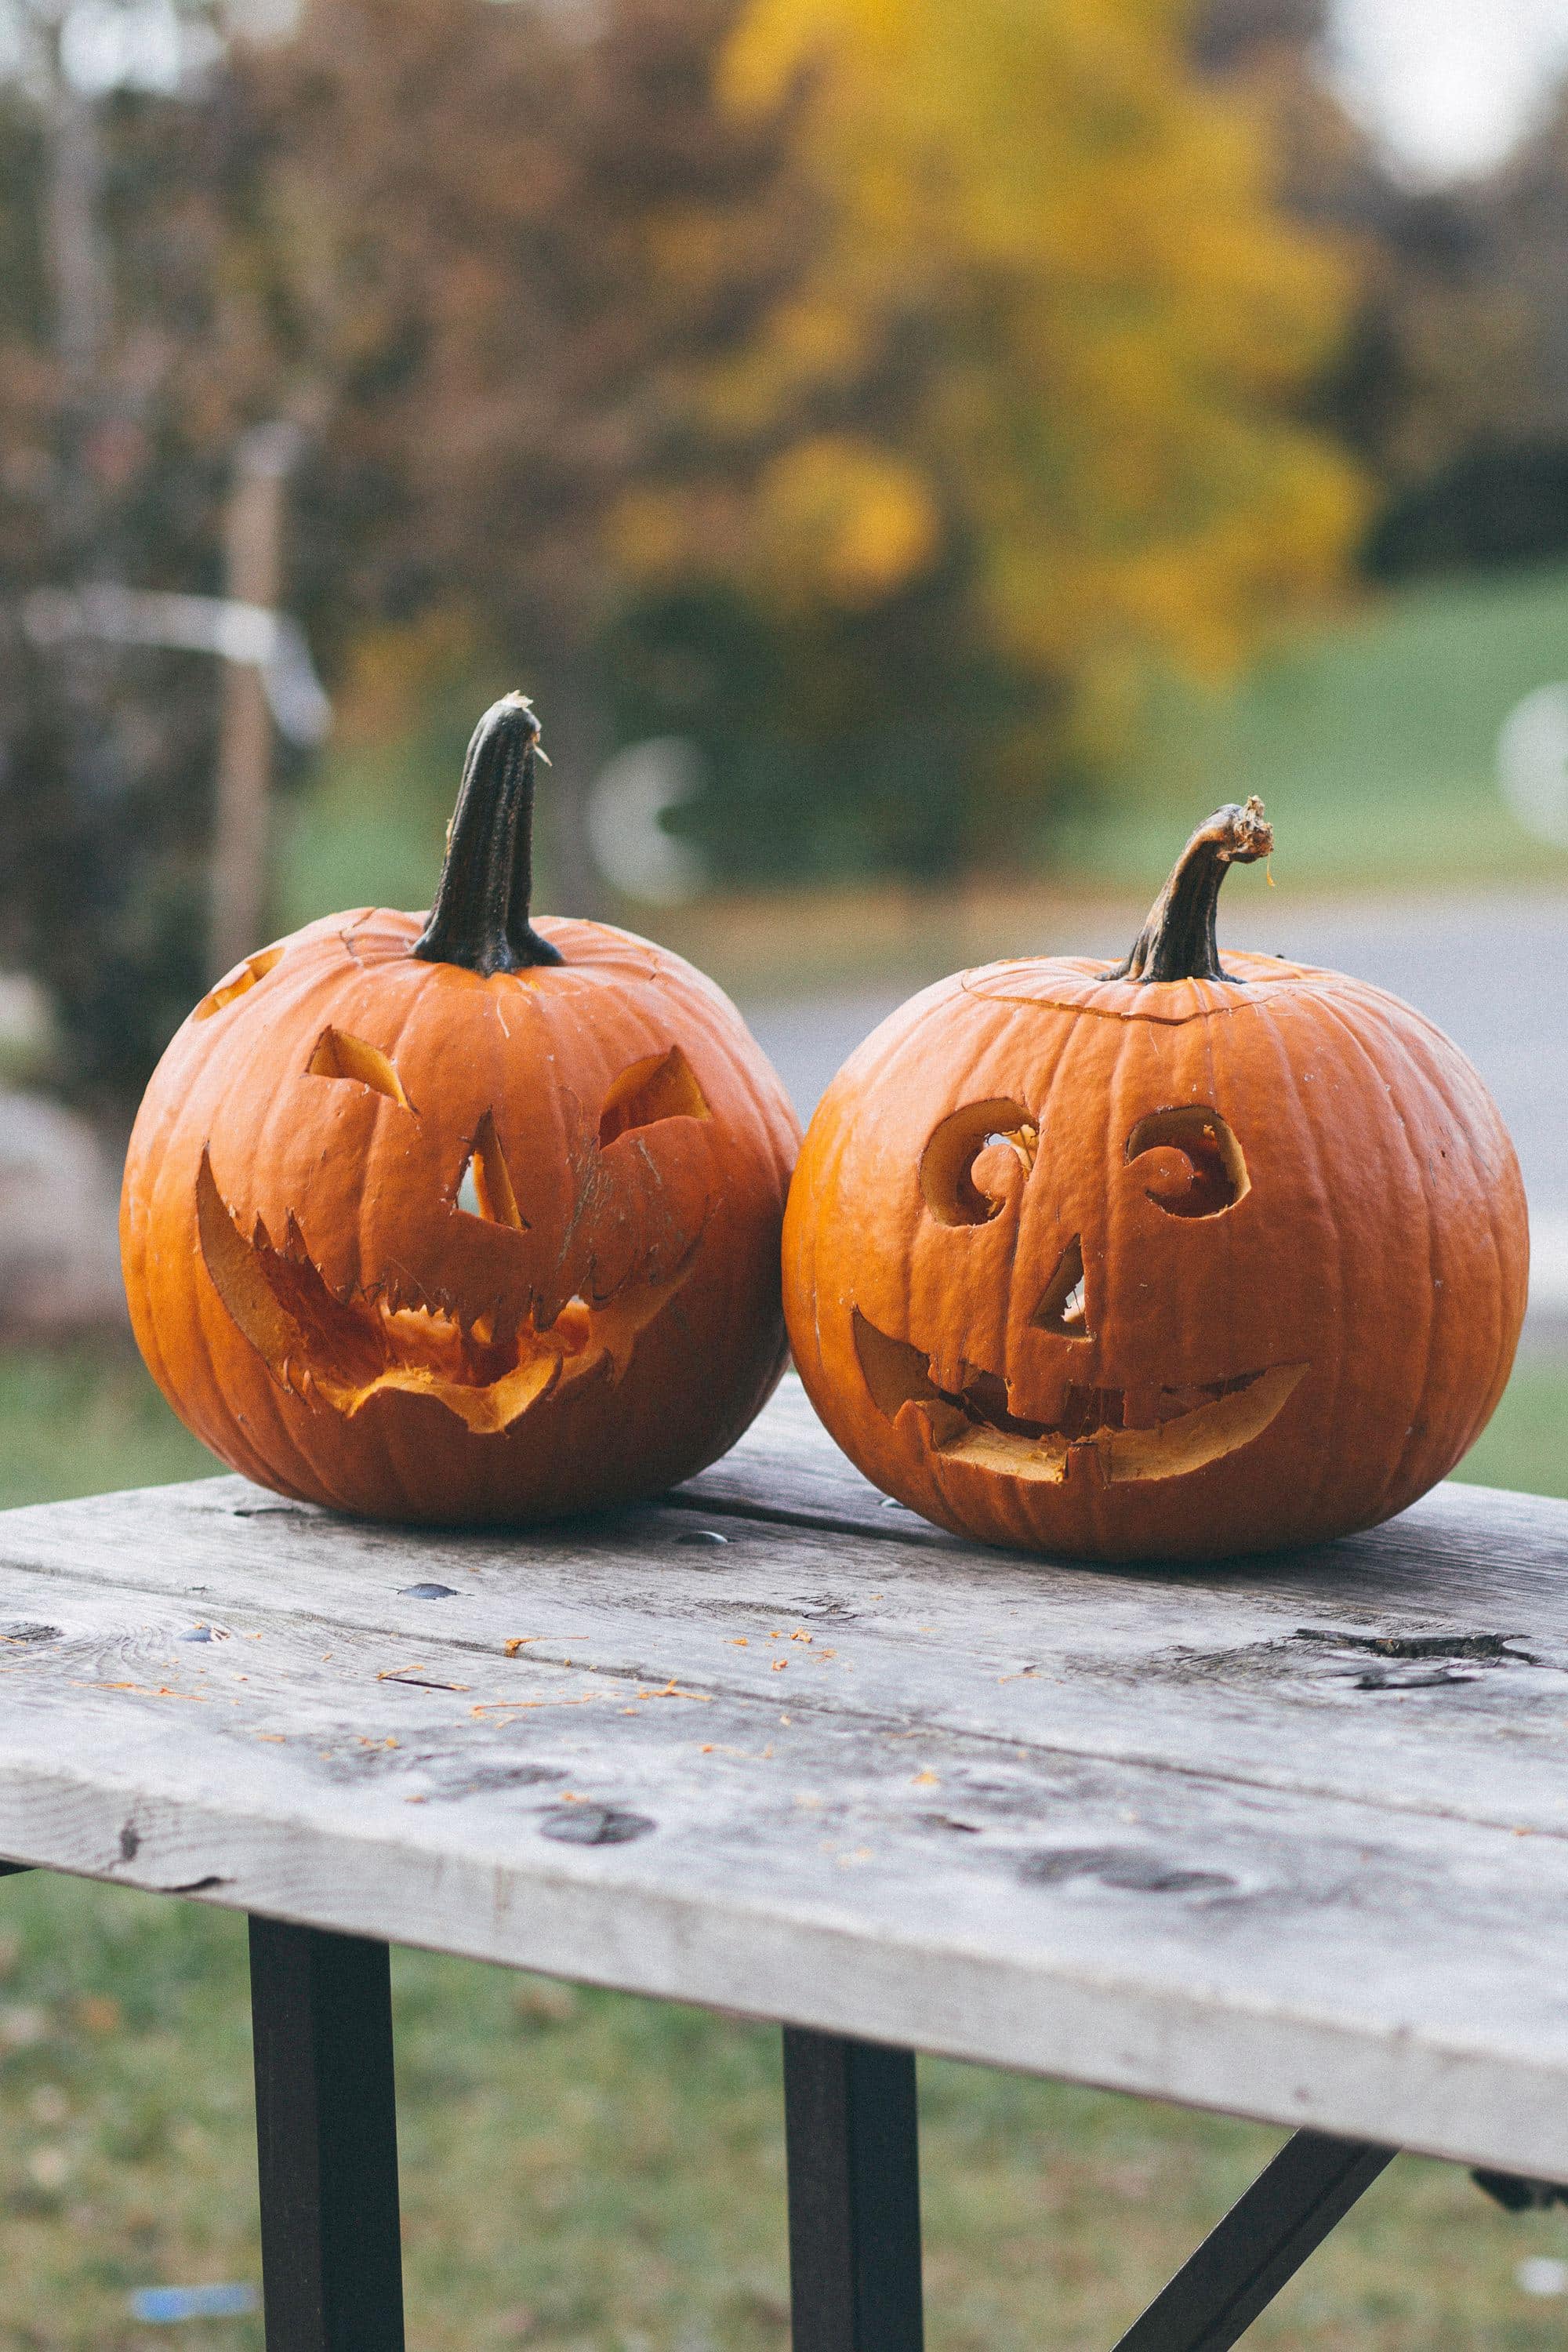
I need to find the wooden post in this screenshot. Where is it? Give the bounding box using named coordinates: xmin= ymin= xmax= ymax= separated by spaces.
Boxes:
xmin=210 ymin=423 xmax=301 ymax=981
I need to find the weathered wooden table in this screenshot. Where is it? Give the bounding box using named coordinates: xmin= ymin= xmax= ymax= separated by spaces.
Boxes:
xmin=1 ymin=1377 xmax=1565 ymax=2349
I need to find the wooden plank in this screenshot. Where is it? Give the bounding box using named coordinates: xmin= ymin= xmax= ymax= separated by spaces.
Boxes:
xmin=0 ymin=1541 xmax=1564 ymax=2176
xmin=2 ymin=1405 xmax=1567 ymax=1847
xmin=0 ymin=1387 xmax=1566 ymax=2176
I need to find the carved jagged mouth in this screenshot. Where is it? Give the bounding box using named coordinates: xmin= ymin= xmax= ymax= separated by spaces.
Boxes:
xmin=196 ymin=1153 xmax=699 ymax=1436
xmin=852 ymin=1310 xmax=1306 ymax=1487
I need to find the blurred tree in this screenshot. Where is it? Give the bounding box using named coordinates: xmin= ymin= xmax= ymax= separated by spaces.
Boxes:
xmin=238 ymin=0 xmax=808 ymax=909
xmin=617 ymin=0 xmax=1367 ymax=851
xmin=1198 ymin=0 xmax=1566 ymax=575
xmin=2 ymin=0 xmax=1369 ymax=1109
xmin=0 ymin=5 xmax=283 ymax=1109
xmin=2 ymin=0 xmax=808 ymax=1102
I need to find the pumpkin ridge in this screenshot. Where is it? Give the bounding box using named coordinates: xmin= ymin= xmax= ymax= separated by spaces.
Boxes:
xmin=1238 ymin=993 xmax=1348 ymax=1535
xmin=1322 ymin=989 xmax=1517 ymax=1516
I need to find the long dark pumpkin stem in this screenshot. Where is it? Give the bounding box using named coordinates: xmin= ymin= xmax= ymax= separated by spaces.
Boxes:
xmin=1102 ymin=796 xmax=1272 ymax=985
xmin=412 ymin=693 xmax=564 ymax=975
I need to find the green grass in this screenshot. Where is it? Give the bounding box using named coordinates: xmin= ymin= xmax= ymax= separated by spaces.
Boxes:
xmin=0 ymin=1346 xmax=213 ymax=1512
xmin=1058 ymin=563 xmax=1568 ymax=894
xmin=278 ymin=731 xmax=463 ymax=938
xmin=1454 ymin=1354 xmax=1568 ymax=1502
xmin=0 ymin=1340 xmax=1564 ymax=2346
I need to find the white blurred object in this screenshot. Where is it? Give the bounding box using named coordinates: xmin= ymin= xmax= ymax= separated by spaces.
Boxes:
xmin=586 ymin=736 xmax=710 ymax=906
xmin=60 ymin=0 xmax=198 ymax=93
xmin=0 ymin=975 xmax=55 ymax=1079
xmin=1497 ymin=683 xmax=1568 ymax=850
xmin=0 ymin=1092 xmax=124 ymax=1330
xmin=1531 ymin=1209 xmax=1568 ymax=1319
xmin=1330 ymin=0 xmax=1568 ymax=183
xmin=21 ymin=582 xmax=330 ymax=746
xmin=1517 ymin=2258 xmax=1568 ymax=2297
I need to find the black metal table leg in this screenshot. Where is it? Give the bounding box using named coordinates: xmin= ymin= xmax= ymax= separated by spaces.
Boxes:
xmin=1113 ymin=2129 xmax=1396 ymax=2352
xmin=782 ymin=2027 xmax=924 ymax=2352
xmin=249 ymin=1916 xmax=405 ymax=2352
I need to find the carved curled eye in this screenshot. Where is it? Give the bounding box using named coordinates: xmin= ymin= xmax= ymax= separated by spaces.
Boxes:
xmin=599 ymin=1045 xmax=710 ymax=1148
xmin=1125 ymin=1105 xmax=1248 ymax=1218
xmin=920 ymin=1099 xmax=1036 ymax=1227
xmin=307 ymin=1026 xmax=416 ymax=1112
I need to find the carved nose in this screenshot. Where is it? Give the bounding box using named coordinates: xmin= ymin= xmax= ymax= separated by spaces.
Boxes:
xmin=1033 ymin=1235 xmax=1090 ymax=1338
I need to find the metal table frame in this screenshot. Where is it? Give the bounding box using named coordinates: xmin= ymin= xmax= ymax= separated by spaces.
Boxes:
xmin=2 ymin=1859 xmax=1405 ymax=2352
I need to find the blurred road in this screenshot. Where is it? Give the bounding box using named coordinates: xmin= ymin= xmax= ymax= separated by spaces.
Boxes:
xmin=743 ymin=891 xmax=1568 ymax=1330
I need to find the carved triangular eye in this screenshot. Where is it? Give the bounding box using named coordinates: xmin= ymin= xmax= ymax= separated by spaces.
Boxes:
xmin=599 ymin=1045 xmax=710 ymax=1147
xmin=456 ymin=1111 xmax=528 ymax=1229
xmin=1033 ymin=1236 xmax=1091 ymax=1338
xmin=307 ymin=1026 xmax=415 ymax=1111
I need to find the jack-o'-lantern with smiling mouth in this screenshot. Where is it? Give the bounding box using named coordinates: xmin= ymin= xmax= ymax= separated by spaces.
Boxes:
xmin=783 ymin=800 xmax=1528 ymax=1562
xmin=122 ymin=695 xmax=800 ymax=1525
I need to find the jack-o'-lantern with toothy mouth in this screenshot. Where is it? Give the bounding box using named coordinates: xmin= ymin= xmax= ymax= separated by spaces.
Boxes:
xmin=783 ymin=800 xmax=1528 ymax=1562
xmin=122 ymin=695 xmax=800 ymax=1525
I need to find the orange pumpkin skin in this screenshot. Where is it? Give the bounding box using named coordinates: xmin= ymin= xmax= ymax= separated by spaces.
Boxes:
xmin=784 ymin=809 xmax=1527 ymax=1563
xmin=122 ymin=704 xmax=800 ymax=1524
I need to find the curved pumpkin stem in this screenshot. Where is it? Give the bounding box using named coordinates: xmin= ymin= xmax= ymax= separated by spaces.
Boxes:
xmin=412 ymin=693 xmax=564 ymax=975
xmin=1102 ymin=796 xmax=1273 ymax=986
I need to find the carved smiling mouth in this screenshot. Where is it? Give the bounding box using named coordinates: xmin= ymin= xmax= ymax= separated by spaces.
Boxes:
xmin=852 ymin=1309 xmax=1306 ymax=1486
xmin=196 ymin=1152 xmax=699 ymax=1435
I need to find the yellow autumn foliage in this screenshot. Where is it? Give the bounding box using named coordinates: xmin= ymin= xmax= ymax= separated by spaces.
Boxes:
xmin=699 ymin=0 xmax=1367 ymax=760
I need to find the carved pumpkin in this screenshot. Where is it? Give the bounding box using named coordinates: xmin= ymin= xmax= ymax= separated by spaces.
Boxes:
xmin=783 ymin=800 xmax=1529 ymax=1561
xmin=122 ymin=695 xmax=800 ymax=1523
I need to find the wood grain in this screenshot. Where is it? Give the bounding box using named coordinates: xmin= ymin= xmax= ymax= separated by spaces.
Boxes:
xmin=0 ymin=1380 xmax=1566 ymax=2179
